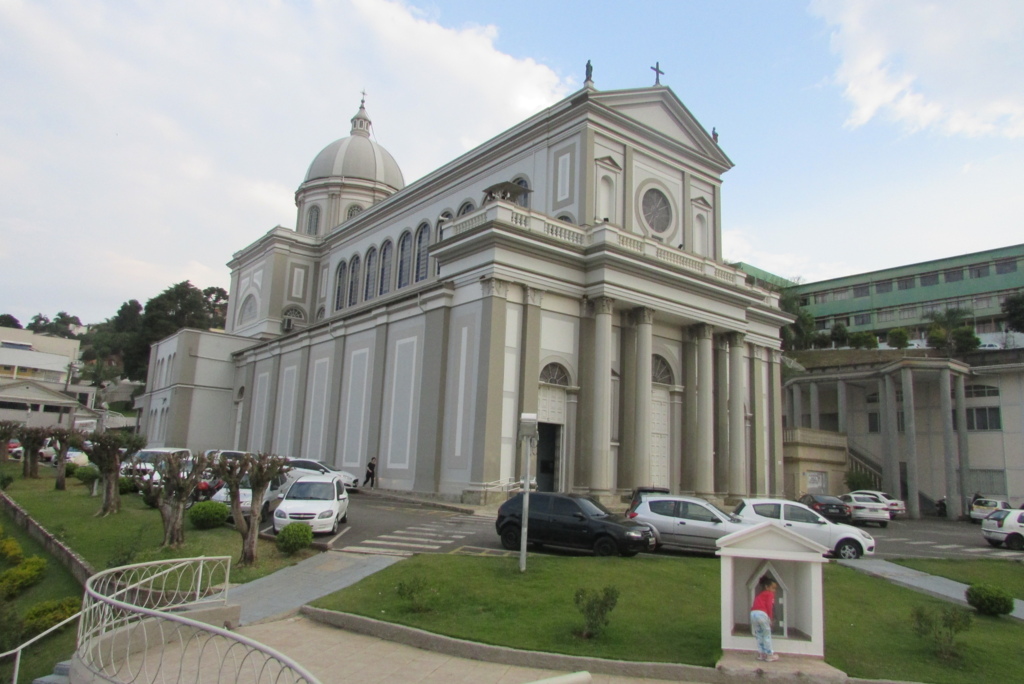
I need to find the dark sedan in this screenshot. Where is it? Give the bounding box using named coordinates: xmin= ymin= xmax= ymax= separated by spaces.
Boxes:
xmin=797 ymin=494 xmax=852 ymax=524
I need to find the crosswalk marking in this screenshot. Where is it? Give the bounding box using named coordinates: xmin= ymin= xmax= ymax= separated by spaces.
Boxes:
xmin=905 ymin=541 xmax=936 ymax=545
xmin=933 ymin=544 xmax=962 ymax=549
xmin=378 ymin=534 xmax=454 ymax=544
xmin=344 ymin=546 xmax=414 ymax=557
xmin=363 ymin=539 xmax=442 ymax=549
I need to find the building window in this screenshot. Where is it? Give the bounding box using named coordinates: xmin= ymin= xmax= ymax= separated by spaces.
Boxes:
xmin=378 ymin=241 xmax=393 ymax=295
xmin=965 ymin=384 xmax=999 ymax=398
xmin=306 ymin=205 xmax=320 ymax=235
xmin=397 ymin=232 xmax=412 ymax=288
xmin=875 ymin=280 xmax=893 ymax=294
xmin=414 ymin=223 xmax=431 ymax=282
xmin=347 ymin=204 xmax=363 ymax=219
xmin=315 ymin=306 xmax=325 ymax=321
xmin=834 ymin=289 xmax=852 ymax=301
xmin=970 ymin=264 xmax=990 ymax=279
xmin=334 ymin=262 xmax=348 ymax=311
xmin=867 ymin=412 xmax=879 ymax=433
xmin=976 ymin=320 xmax=998 ymax=333
xmin=363 ymin=247 xmax=377 ymax=301
xmin=920 ymin=273 xmax=939 ymax=286
xmin=966 ymin=407 xmax=1002 ymax=431
xmin=641 ymin=188 xmax=672 ymax=234
xmin=348 ymin=255 xmax=361 ymax=307
xmin=814 ymin=291 xmax=833 ymax=304
xmin=945 ymin=269 xmax=964 ymax=282
xmin=854 ymin=313 xmax=871 ymax=326
xmin=899 ymin=307 xmax=917 ymax=320
xmin=877 ymin=309 xmax=895 ymax=322
xmin=974 ymin=296 xmax=991 ymax=309
xmin=513 ymin=177 xmax=530 ymax=208
xmin=557 ymin=214 xmax=575 ymax=224
xmin=539 ymin=363 xmax=570 ymax=386
xmin=897 ymin=277 xmax=915 ymax=291
xmin=853 ymin=284 xmax=869 ymax=298
xmin=921 ymin=302 xmax=942 ymax=315
xmin=996 ymin=260 xmax=1017 ymax=274
xmin=457 ymin=201 xmax=475 ymax=217
xmin=815 ymin=319 xmax=828 ymax=331
xmin=652 ymin=355 xmax=674 ymax=385
xmin=896 ymin=411 xmax=905 ymax=433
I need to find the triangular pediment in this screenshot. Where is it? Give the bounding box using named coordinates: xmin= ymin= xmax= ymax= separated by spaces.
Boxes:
xmin=0 ymin=379 xmax=80 ymax=406
xmin=717 ymin=521 xmax=829 ymax=558
xmin=692 ymin=196 xmax=713 ymax=209
xmin=595 ymin=155 xmax=622 ymax=171
xmin=591 ymin=87 xmax=733 ymax=169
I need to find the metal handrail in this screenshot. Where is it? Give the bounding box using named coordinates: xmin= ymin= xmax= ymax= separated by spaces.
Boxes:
xmin=1 ymin=610 xmax=82 ymax=684
xmin=75 ymin=556 xmax=320 ymax=684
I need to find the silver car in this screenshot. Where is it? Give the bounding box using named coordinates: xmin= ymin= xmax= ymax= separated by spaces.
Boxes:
xmin=626 ymin=494 xmax=747 ymax=552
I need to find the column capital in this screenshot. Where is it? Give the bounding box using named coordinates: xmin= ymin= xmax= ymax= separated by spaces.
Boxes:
xmin=633 ymin=306 xmax=655 ymax=326
xmin=770 ymin=349 xmax=783 ymax=364
xmin=480 ymin=277 xmax=509 ymax=298
xmin=690 ymin=323 xmax=714 ymax=340
xmin=523 ymin=286 xmax=545 ymax=307
xmin=592 ymin=296 xmax=615 ymax=316
xmin=729 ymin=332 xmax=747 ymax=347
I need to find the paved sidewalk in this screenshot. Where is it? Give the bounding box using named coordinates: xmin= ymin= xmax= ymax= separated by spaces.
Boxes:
xmin=838 ymin=558 xmax=1024 ymax=620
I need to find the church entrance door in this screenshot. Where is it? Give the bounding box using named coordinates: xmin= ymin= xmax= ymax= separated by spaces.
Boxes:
xmin=537 ymin=423 xmax=561 ymax=492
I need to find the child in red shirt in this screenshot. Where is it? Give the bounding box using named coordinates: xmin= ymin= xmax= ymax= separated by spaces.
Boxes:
xmin=750 ymin=576 xmax=779 ymax=662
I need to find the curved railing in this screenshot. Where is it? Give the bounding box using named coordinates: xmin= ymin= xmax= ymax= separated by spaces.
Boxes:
xmin=76 ymin=556 xmax=320 ymax=684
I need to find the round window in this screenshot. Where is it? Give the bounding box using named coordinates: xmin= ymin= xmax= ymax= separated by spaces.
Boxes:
xmin=642 ymin=188 xmax=672 ymax=233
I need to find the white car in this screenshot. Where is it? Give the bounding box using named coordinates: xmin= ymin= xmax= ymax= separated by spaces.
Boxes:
xmin=849 ymin=490 xmax=906 ymax=518
xmin=839 ymin=493 xmax=890 ymax=527
xmin=732 ymin=498 xmax=876 ymax=559
xmin=273 ymin=473 xmax=349 ymax=535
xmin=626 ymin=494 xmax=748 ymax=552
xmin=970 ymin=497 xmax=1012 ymax=523
xmin=121 ymin=448 xmax=194 ymax=483
xmin=285 ymin=458 xmax=360 ymax=490
xmin=212 ymin=470 xmax=298 ymax=522
xmin=981 ymin=509 xmax=1024 ymax=550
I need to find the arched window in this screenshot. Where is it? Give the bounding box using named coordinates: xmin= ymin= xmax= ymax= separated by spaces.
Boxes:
xmin=652 ymin=355 xmax=673 ymax=385
xmin=378 ymin=240 xmax=393 ymax=295
xmin=237 ymin=295 xmax=257 ymax=324
xmin=348 ymin=255 xmax=361 ymax=307
xmin=397 ymin=232 xmax=413 ymax=288
xmin=334 ymin=261 xmax=348 ymax=311
xmin=513 ymin=177 xmax=530 ymax=208
xmin=347 ymin=204 xmax=363 ymax=219
xmin=282 ymin=306 xmax=304 ymax=321
xmin=306 ymin=205 xmax=320 ymax=235
xmin=414 ymin=222 xmax=430 ymax=282
xmin=315 ymin=306 xmax=325 ymax=321
xmin=363 ymin=247 xmax=378 ymax=301
xmin=457 ymin=201 xmax=475 ymax=216
xmin=539 ymin=363 xmax=570 ymax=386
xmin=557 ymin=214 xmax=575 ymax=224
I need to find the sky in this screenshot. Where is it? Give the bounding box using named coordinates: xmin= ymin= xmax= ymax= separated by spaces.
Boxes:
xmin=2 ymin=0 xmax=1023 ymax=325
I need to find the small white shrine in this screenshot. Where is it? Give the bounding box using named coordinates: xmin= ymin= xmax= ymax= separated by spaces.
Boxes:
xmin=716 ymin=522 xmax=829 ymax=657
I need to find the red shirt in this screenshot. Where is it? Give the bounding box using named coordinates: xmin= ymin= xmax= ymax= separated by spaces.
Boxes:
xmin=751 ymin=589 xmax=775 ymax=620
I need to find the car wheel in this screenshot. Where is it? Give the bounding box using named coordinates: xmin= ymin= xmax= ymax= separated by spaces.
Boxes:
xmin=835 ymin=540 xmax=862 ymax=560
xmin=593 ymin=536 xmax=618 ymax=557
xmin=1006 ymin=534 xmax=1024 ymax=551
xmin=331 ymin=515 xmax=339 ymax=535
xmin=340 ymin=511 xmax=348 ymax=524
xmin=879 ymin=521 xmax=888 ymax=529
xmin=260 ymin=503 xmax=270 ymax=523
xmin=500 ymin=525 xmax=520 ymax=550
xmin=986 ymin=539 xmax=1003 ymax=548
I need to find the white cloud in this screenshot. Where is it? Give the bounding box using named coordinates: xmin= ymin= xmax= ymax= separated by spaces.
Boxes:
xmin=0 ymin=0 xmax=570 ymax=323
xmin=811 ymin=0 xmax=1024 ymax=138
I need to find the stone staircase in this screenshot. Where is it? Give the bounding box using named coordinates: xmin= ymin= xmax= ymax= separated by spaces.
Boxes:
xmin=31 ymin=658 xmax=71 ymax=684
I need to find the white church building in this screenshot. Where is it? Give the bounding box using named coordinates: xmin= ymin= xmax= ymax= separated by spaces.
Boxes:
xmin=138 ymin=72 xmax=791 ymax=503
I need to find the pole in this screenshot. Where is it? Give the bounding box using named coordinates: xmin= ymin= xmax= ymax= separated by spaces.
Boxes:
xmin=518 ymin=413 xmax=538 ymax=573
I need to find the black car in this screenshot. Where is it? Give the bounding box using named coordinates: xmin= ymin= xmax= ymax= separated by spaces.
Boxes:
xmin=797 ymin=494 xmax=852 ymax=524
xmin=495 ymin=492 xmax=655 ymax=557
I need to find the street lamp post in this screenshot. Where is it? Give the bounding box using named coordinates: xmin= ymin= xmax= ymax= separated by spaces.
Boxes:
xmin=518 ymin=413 xmax=538 ymax=573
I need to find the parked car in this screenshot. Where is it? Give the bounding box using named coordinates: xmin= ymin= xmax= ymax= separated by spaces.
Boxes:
xmin=38 ymin=438 xmax=57 ymax=462
xmin=286 ymin=458 xmax=361 ymax=490
xmin=496 ymin=492 xmax=655 ymax=557
xmin=6 ymin=439 xmax=24 ymax=460
xmin=63 ymin=448 xmax=89 ymax=467
xmin=627 ymin=486 xmax=671 ymax=513
xmin=977 ymin=342 xmax=1002 ymax=350
xmin=981 ymin=509 xmax=1024 ymax=550
xmin=848 ymin=490 xmax=906 ymax=518
xmin=272 ymin=473 xmax=349 ymax=535
xmin=970 ymin=497 xmax=1012 ymax=523
xmin=212 ymin=468 xmax=297 ymax=522
xmin=732 ymin=498 xmax=876 ymax=559
xmin=120 ymin=448 xmax=194 ymax=484
xmin=839 ymin=493 xmax=890 ymax=527
xmin=797 ymin=494 xmax=852 ymax=524
xmin=626 ymin=494 xmax=747 ymax=552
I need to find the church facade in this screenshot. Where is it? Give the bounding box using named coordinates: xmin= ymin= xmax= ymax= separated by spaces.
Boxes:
xmin=139 ymin=78 xmax=791 ymax=503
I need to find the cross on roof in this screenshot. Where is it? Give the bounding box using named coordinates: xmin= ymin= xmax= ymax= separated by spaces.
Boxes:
xmin=651 ymin=62 xmax=664 ymax=86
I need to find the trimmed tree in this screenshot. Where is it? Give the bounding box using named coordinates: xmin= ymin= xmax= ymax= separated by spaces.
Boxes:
xmin=886 ymin=328 xmax=910 ymax=350
xmin=210 ymin=453 xmax=290 ymax=566
xmin=0 ymin=421 xmax=20 ymax=462
xmin=1002 ymin=292 xmax=1024 ymax=333
xmin=134 ymin=450 xmax=210 ymax=548
xmin=85 ymin=431 xmax=145 ymax=516
xmin=47 ymin=427 xmax=83 ymax=491
xmin=16 ymin=427 xmax=49 ymax=479
xmin=830 ymin=322 xmax=849 ymax=348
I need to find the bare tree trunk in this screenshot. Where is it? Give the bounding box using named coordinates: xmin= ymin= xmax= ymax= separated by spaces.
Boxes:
xmin=28 ymin=453 xmax=40 ymax=478
xmin=160 ymin=501 xmax=187 ymax=547
xmin=238 ymin=490 xmax=267 ymax=567
xmin=99 ymin=472 xmax=121 ymax=514
xmin=55 ymin=454 xmax=67 ymax=491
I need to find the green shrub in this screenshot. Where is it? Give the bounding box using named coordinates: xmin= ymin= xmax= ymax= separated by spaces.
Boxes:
xmin=911 ymin=604 xmax=972 ymax=659
xmin=0 ymin=598 xmax=23 ymax=651
xmin=22 ymin=596 xmax=81 ymax=638
xmin=0 ymin=556 xmax=47 ymax=599
xmin=75 ymin=466 xmax=101 ymax=485
xmin=275 ymin=523 xmax=313 ymax=555
xmin=64 ymin=462 xmax=78 ymax=478
xmin=189 ymin=501 xmax=229 ymax=530
xmin=574 ymin=585 xmax=620 ymax=639
xmin=0 ymin=536 xmax=24 ymax=565
xmin=0 ymin=473 xmax=13 ymax=490
xmin=966 ymin=583 xmax=1014 ymax=616
xmin=118 ymin=476 xmax=137 ymax=495
xmin=395 ymin=576 xmax=435 ymax=613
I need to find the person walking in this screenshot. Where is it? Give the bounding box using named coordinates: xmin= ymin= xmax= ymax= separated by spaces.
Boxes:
xmin=362 ymin=457 xmax=377 ymax=488
xmin=750 ymin=576 xmax=779 ymax=662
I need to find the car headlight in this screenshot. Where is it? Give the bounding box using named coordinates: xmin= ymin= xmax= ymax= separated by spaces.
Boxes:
xmin=625 ymin=530 xmax=643 ymax=539
xmin=274 ymin=509 xmax=286 ymax=519
xmin=318 ymin=510 xmax=334 ymax=519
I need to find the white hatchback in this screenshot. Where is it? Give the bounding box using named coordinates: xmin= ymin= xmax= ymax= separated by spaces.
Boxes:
xmin=733 ymin=498 xmax=876 ymax=559
xmin=981 ymin=509 xmax=1024 ymax=550
xmin=273 ymin=474 xmax=349 ymax=535
xmin=849 ymin=490 xmax=906 ymax=518
xmin=840 ymin=493 xmax=890 ymax=528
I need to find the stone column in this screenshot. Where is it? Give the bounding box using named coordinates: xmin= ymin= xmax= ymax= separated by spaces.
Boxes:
xmin=791 ymin=384 xmax=803 ymax=430
xmin=751 ymin=347 xmax=768 ymax=496
xmin=883 ymin=374 xmax=900 ymax=499
xmin=809 ymin=382 xmax=820 ymax=431
xmin=683 ymin=333 xmax=698 ymax=491
xmin=728 ymin=333 xmax=748 ymax=498
xmin=670 ymin=387 xmax=684 ymax=494
xmin=590 ymin=297 xmax=615 ymax=494
xmin=939 ymin=369 xmax=962 ymax=519
xmin=955 ymin=374 xmax=972 ymax=514
xmin=769 ymin=350 xmax=785 ymax=497
xmin=633 ymin=307 xmax=654 ymax=486
xmin=715 ymin=335 xmax=730 ymax=493
xmin=837 ymin=380 xmax=848 ymax=434
xmin=694 ymin=324 xmax=715 ymax=497
xmin=902 ymin=366 xmax=920 ymax=519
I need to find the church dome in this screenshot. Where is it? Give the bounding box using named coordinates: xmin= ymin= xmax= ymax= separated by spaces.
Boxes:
xmin=304 ymin=99 xmax=404 ymax=191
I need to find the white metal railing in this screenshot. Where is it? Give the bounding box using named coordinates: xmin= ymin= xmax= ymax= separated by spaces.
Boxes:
xmin=2 ymin=610 xmax=82 ymax=684
xmin=76 ymin=556 xmax=320 ymax=684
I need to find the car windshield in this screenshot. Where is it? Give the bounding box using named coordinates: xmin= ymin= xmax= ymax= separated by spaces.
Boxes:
xmin=287 ymin=482 xmax=335 ymax=500
xmin=577 ymin=497 xmax=612 ymax=517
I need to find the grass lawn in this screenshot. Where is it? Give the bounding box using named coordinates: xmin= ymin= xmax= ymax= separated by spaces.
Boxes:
xmin=0 ymin=461 xmax=316 ymax=583
xmin=0 ymin=506 xmax=81 ymax=684
xmin=894 ymin=557 xmax=1024 ymax=600
xmin=312 ymin=553 xmax=1024 ymax=684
